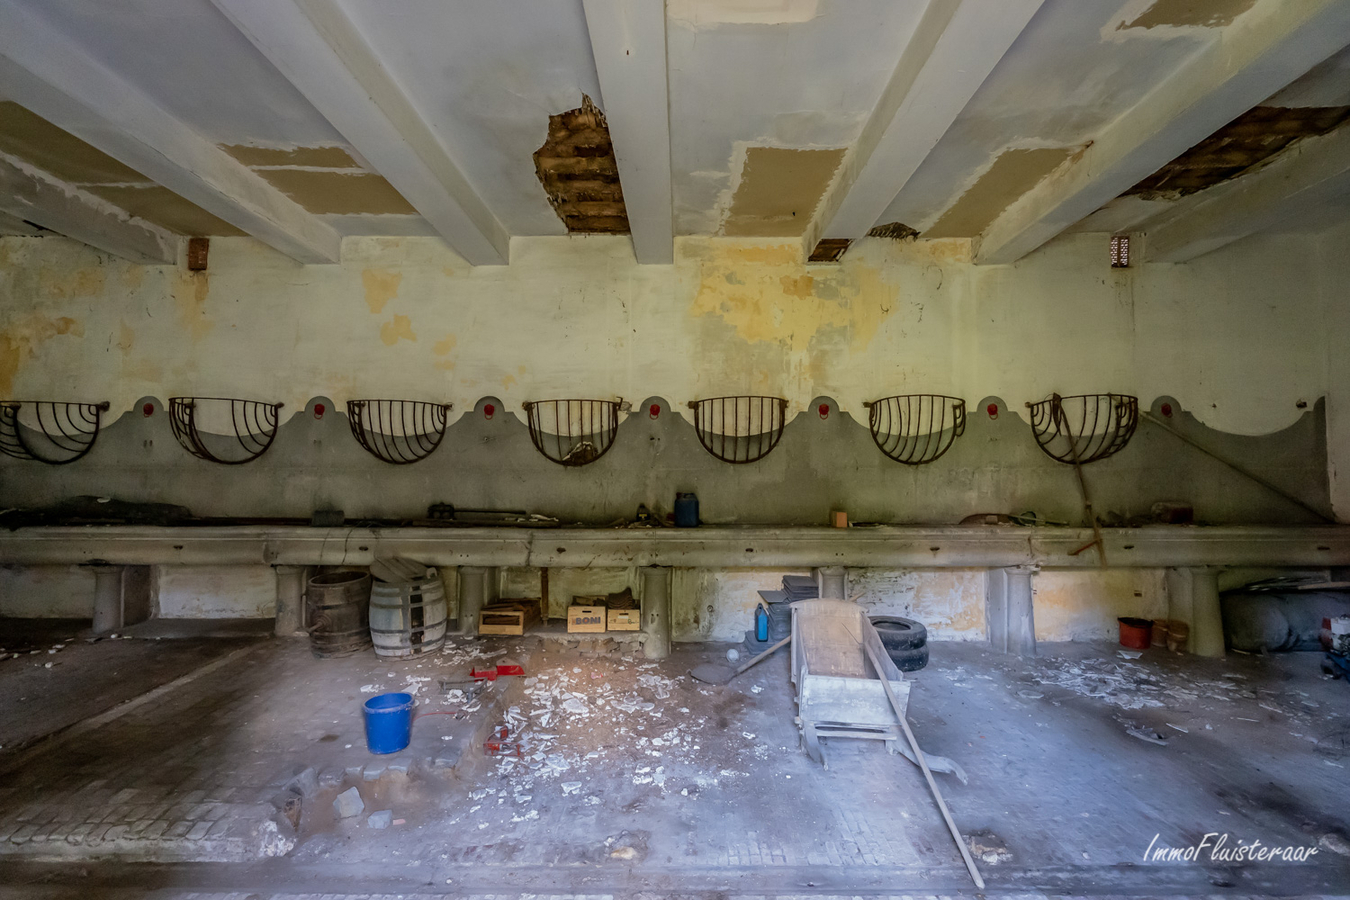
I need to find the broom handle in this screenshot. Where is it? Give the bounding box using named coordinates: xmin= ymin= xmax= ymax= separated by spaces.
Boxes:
xmin=863 ymin=641 xmax=985 ymax=890
xmin=734 ymin=635 xmax=791 ymax=676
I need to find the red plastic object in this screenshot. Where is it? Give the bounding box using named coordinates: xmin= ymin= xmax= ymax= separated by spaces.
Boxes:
xmin=818 ymin=403 xmax=829 ymax=419
xmin=986 ymin=403 xmax=998 ymax=419
xmin=483 ymin=403 xmax=495 ymax=419
xmin=1118 ymin=616 xmax=1153 ymax=650
xmin=1160 ymin=402 xmax=1173 ymax=418
xmin=142 ymin=402 xmax=154 ymax=417
xmin=649 ymin=403 xmax=660 ymax=419
xmin=314 ymin=403 xmax=325 ymax=419
xmin=471 ymin=663 xmax=525 ymax=681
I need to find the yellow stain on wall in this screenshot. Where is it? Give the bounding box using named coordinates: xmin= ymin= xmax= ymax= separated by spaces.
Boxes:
xmin=687 ymin=242 xmax=901 ymax=355
xmin=362 ymin=268 xmax=402 ymax=314
xmin=123 ymin=358 xmax=162 ymax=383
xmin=432 ymin=333 xmax=457 ymax=371
xmin=120 ymin=266 xmax=145 ymax=292
xmin=0 ymin=313 xmax=84 ymax=396
xmin=38 ymin=266 xmax=105 ymax=300
xmin=501 ymin=374 xmax=516 ymax=390
xmin=171 ymin=272 xmax=214 ymax=342
xmin=116 ymin=322 xmax=135 ymax=353
xmin=380 ymin=314 xmax=416 ymax=346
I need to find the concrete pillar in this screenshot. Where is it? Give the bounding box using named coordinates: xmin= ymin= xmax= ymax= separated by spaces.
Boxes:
xmin=641 ymin=566 xmax=672 ymax=660
xmin=814 ymin=566 xmax=847 ymax=600
xmin=273 ymin=565 xmax=308 ymax=637
xmin=986 ymin=566 xmax=1037 ymax=656
xmin=91 ymin=565 xmax=125 ymax=634
xmin=1164 ymin=567 xmax=1195 ymax=652
xmin=458 ymin=566 xmax=491 ymax=637
xmin=1190 ymin=567 xmax=1226 ymax=658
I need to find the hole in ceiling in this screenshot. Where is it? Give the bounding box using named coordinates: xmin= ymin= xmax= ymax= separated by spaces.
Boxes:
xmin=533 ymin=95 xmax=630 ymax=235
xmin=1124 ymin=105 xmax=1350 ymax=199
xmin=867 ymin=222 xmax=919 ymax=241
xmin=808 ymin=238 xmax=851 ymax=263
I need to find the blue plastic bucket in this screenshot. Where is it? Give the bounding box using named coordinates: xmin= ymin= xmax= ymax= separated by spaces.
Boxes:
xmin=362 ymin=692 xmax=414 ymax=754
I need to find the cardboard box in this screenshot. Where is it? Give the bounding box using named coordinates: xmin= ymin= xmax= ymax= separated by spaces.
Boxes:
xmin=567 ymin=605 xmax=607 ymax=633
xmin=607 ymin=608 xmax=641 ymax=631
xmin=831 ymin=510 xmax=848 ymax=528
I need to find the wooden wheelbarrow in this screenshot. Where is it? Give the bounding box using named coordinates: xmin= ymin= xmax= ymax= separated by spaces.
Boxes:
xmin=789 ymin=599 xmax=983 ymax=887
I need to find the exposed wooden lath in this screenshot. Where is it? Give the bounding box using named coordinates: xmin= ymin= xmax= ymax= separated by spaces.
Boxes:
xmin=533 ymin=95 xmax=630 ymax=234
xmin=1125 ymin=105 xmax=1350 ymax=199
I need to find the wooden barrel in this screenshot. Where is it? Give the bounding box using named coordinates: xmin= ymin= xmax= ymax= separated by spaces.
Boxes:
xmin=370 ymin=573 xmax=448 ymax=658
xmin=307 ymin=571 xmax=373 ymax=658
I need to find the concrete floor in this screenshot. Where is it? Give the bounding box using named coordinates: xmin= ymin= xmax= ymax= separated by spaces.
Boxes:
xmin=0 ymin=618 xmax=1346 ymax=899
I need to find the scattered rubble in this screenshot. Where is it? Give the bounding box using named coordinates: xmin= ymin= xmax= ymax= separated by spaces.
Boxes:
xmin=333 ymin=787 xmax=364 ymax=818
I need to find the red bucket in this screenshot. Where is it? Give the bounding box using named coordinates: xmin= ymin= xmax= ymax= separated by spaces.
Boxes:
xmin=1118 ymin=617 xmax=1154 ymax=650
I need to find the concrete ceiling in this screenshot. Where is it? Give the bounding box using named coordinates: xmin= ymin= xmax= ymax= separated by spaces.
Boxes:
xmin=0 ymin=0 xmax=1347 ymax=265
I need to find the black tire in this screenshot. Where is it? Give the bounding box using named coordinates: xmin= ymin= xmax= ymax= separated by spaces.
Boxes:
xmin=887 ymin=643 xmax=929 ymax=672
xmin=870 ymin=615 xmax=927 ymax=652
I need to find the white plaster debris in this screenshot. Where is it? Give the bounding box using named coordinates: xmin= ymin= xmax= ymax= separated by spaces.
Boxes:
xmin=359 ymin=684 xmax=382 ymax=693
xmin=486 ymin=662 xmax=710 ymax=799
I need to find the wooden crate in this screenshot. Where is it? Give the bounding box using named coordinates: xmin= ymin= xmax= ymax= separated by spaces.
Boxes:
xmin=567 ymin=605 xmax=607 ymax=633
xmin=607 ymin=608 xmax=641 ymax=631
xmin=479 ymin=600 xmax=541 ymax=636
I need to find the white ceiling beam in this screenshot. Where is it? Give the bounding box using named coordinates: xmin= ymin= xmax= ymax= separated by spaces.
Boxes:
xmin=974 ymin=0 xmax=1350 ymax=265
xmin=582 ymin=0 xmax=674 ymax=264
xmin=211 ymin=0 xmax=510 ymax=266
xmin=807 ymin=0 xmax=1046 ymax=251
xmin=1144 ymin=123 xmax=1350 ymax=262
xmin=0 ymin=0 xmax=340 ymax=264
xmin=0 ymin=151 xmax=178 ymax=264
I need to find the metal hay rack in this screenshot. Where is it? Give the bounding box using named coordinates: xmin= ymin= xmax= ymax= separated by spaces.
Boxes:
xmin=168 ymin=397 xmax=282 ymax=465
xmin=1027 ymin=393 xmax=1138 ymax=465
xmin=522 ymin=398 xmax=622 ymax=467
xmin=688 ymin=395 xmax=788 ymax=464
xmin=865 ymin=394 xmax=966 ymax=465
xmin=347 ymin=399 xmax=451 ymax=465
xmin=0 ymin=400 xmax=110 ymax=465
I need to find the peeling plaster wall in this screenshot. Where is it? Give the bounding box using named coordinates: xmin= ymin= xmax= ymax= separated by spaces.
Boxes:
xmin=0 ymin=565 xmax=94 ymax=618
xmin=0 ymin=231 xmax=1332 ymax=438
xmin=1033 ymin=569 xmax=1168 ymax=642
xmin=153 ymin=565 xmax=275 ymax=619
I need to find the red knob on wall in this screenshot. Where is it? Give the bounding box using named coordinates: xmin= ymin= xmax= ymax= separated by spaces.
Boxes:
xmin=649 ymin=403 xmax=660 ymax=419
xmin=818 ymin=403 xmax=829 ymax=419
xmin=313 ymin=403 xmax=325 ymax=419
xmin=484 ymin=403 xmax=495 ymax=420
xmin=986 ymin=403 xmax=999 ymax=419
xmin=142 ymin=402 xmax=154 ymax=417
xmin=1160 ymin=402 xmax=1173 ymax=417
